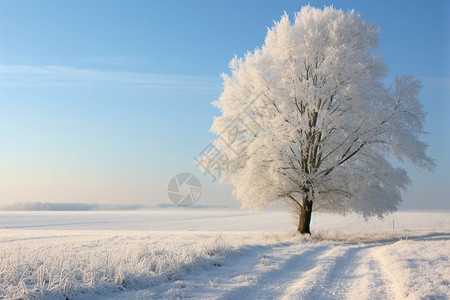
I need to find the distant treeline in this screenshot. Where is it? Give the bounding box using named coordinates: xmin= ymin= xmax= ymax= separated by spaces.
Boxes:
xmin=1 ymin=202 xmax=149 ymax=211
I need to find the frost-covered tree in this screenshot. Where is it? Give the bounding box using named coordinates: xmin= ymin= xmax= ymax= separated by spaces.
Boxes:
xmin=197 ymin=6 xmax=434 ymax=234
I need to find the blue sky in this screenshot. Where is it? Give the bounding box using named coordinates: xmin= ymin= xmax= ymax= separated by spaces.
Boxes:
xmin=0 ymin=0 xmax=448 ymax=210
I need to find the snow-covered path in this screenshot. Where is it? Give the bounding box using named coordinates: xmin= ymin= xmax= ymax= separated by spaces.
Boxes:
xmin=182 ymin=233 xmax=450 ymax=300
xmin=184 ymin=242 xmax=394 ymax=300
xmin=1 ymin=211 xmax=449 ymax=299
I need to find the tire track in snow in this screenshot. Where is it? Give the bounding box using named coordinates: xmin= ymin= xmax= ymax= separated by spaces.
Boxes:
xmin=286 ymin=245 xmax=393 ymax=300
xmin=217 ymin=243 xmax=333 ymax=300
xmin=277 ymin=245 xmax=350 ymax=299
xmin=188 ymin=242 xmax=396 ymax=300
xmin=344 ymin=246 xmax=394 ymax=300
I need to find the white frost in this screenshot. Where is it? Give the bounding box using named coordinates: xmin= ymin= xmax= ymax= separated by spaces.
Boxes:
xmin=198 ymin=5 xmax=434 ymax=223
xmin=0 ymin=211 xmax=448 ymax=299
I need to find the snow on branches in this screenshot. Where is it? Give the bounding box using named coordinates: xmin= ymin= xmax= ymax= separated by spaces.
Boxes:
xmin=196 ymin=5 xmax=434 ymax=230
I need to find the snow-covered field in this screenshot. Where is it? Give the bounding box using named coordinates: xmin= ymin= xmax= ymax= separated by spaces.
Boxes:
xmin=0 ymin=210 xmax=449 ymax=299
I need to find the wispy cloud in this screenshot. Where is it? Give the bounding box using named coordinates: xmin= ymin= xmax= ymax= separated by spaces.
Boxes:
xmin=0 ymin=64 xmax=221 ymax=91
xmin=77 ymin=56 xmax=150 ymax=66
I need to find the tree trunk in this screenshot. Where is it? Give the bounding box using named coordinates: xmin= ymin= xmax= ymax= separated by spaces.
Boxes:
xmin=297 ymin=196 xmax=313 ymax=234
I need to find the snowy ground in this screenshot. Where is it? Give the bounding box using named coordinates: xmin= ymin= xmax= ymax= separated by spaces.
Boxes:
xmin=0 ymin=210 xmax=449 ymax=299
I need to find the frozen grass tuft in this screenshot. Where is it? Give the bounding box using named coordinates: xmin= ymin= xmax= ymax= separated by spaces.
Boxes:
xmin=0 ymin=231 xmax=296 ymax=299
xmin=0 ymin=232 xmax=235 ymax=299
xmin=1 ymin=211 xmax=448 ymax=299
